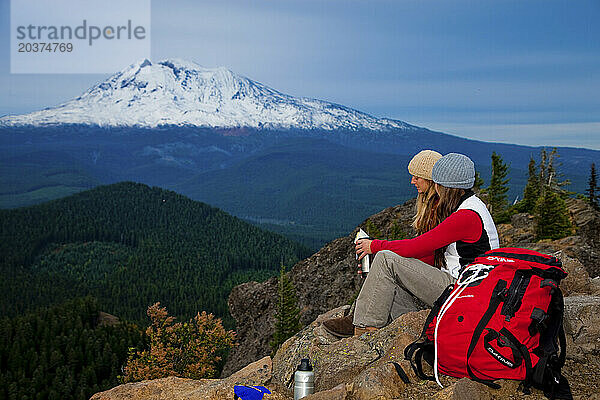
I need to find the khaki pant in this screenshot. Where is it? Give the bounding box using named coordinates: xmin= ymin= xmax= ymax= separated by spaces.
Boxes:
xmin=353 ymin=250 xmax=456 ymax=328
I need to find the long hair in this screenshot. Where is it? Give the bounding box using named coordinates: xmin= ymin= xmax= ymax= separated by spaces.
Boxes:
xmin=432 ymin=185 xmax=466 ymax=268
xmin=413 ymin=181 xmax=439 ymax=235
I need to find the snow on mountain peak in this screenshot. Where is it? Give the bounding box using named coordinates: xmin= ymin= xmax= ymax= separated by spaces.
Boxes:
xmin=0 ymin=58 xmax=411 ymax=131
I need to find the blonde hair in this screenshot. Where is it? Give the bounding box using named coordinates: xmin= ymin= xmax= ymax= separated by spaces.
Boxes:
xmin=408 ymin=150 xmax=443 ymax=266
xmin=413 ymin=181 xmax=439 ymax=235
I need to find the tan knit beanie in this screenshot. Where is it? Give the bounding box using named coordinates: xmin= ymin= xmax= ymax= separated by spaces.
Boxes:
xmin=408 ymin=150 xmax=442 ymax=180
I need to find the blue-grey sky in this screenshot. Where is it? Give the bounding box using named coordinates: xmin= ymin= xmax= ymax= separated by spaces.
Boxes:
xmin=1 ymin=0 xmax=599 ymax=149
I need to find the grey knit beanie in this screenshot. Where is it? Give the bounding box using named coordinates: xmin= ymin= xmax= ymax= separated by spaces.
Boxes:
xmin=432 ymin=153 xmax=475 ymax=189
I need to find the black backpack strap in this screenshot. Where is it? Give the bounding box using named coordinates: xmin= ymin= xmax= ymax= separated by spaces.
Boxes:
xmin=532 ymin=288 xmax=572 ymax=400
xmin=544 ymin=373 xmax=573 ymax=400
xmin=465 ymin=279 xmax=508 ymax=389
xmin=557 ymin=323 xmax=567 ymax=368
xmin=390 ymin=362 xmax=411 ymax=384
xmin=498 ymin=328 xmax=533 ymax=381
xmin=483 ymin=328 xmax=523 ymax=369
xmin=553 ymin=290 xmax=567 ymax=369
xmin=533 ymin=287 xmax=566 ymax=382
xmin=404 ymin=339 xmax=435 ymax=381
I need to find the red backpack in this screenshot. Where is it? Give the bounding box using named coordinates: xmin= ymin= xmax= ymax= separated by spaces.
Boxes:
xmin=404 ymin=248 xmax=572 ymax=400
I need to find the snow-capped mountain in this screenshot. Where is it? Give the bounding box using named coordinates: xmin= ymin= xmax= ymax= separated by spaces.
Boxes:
xmin=0 ymin=58 xmax=412 ymax=131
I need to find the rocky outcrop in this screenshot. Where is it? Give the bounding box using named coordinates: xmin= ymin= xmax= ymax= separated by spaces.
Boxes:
xmin=563 ymin=295 xmax=600 ymax=359
xmin=559 ymin=252 xmax=600 ymax=296
xmin=268 ymin=294 xmax=600 ymax=399
xmin=92 ymin=292 xmax=600 ymax=399
xmin=226 ymin=280 xmax=280 ymax=375
xmin=97 ymin=311 xmax=120 ymax=327
xmin=90 ymin=356 xmax=279 ymax=400
xmin=224 ymin=200 xmax=418 ymax=376
xmin=271 ymin=306 xmax=425 ymax=398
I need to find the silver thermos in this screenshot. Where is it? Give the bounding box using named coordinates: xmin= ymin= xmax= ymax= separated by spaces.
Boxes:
xmin=293 ymin=358 xmax=314 ymax=400
xmin=355 ymin=228 xmax=370 ymax=277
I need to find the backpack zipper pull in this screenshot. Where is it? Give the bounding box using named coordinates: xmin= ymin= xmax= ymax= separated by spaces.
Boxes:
xmin=498 ymin=287 xmax=509 ymax=300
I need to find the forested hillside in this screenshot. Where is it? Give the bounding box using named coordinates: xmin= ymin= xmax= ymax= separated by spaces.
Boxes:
xmin=0 ymin=297 xmax=144 ymax=400
xmin=0 ymin=182 xmax=310 ymax=325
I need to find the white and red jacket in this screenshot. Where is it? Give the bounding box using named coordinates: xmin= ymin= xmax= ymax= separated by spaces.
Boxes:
xmin=371 ymin=191 xmax=499 ymax=278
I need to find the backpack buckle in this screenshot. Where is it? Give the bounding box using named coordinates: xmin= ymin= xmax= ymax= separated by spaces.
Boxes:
xmin=540 ymin=279 xmax=558 ymax=289
xmin=528 ymin=307 xmax=548 ymax=336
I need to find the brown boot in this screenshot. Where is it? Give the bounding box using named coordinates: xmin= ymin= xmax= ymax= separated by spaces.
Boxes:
xmin=354 ymin=326 xmax=378 ymax=336
xmin=322 ymin=314 xmax=355 ymax=338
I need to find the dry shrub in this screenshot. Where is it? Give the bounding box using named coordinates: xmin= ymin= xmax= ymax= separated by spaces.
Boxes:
xmin=122 ymin=302 xmax=236 ymax=382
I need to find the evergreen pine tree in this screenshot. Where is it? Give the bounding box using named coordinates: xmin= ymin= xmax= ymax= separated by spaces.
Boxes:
xmin=534 ymin=190 xmax=573 ymax=240
xmin=533 ymin=148 xmax=574 ymax=240
xmin=270 ymin=264 xmax=301 ymax=353
xmin=587 ymin=163 xmax=599 ymax=211
xmin=518 ymin=156 xmax=540 ymax=213
xmin=486 ymin=152 xmax=510 ymax=221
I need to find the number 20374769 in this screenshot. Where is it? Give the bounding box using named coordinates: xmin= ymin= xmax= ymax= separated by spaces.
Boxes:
xmin=18 ymin=42 xmax=73 ymax=52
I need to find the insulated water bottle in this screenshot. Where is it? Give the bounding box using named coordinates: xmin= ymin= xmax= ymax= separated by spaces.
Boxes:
xmin=293 ymin=358 xmax=314 ymax=400
xmin=355 ymin=228 xmax=371 ymax=277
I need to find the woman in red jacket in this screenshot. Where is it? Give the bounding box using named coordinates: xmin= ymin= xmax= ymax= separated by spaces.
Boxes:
xmin=352 ymin=153 xmax=499 ymax=335
xmin=326 ymin=153 xmax=499 ymax=337
xmin=323 ymin=149 xmax=442 ymax=337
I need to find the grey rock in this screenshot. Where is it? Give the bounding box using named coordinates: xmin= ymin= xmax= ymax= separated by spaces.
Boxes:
xmin=557 ymin=251 xmax=596 ymax=296
xmin=564 ymin=295 xmax=600 ymax=358
xmin=510 ymin=212 xmax=535 ymax=230
xmin=591 ymin=276 xmax=600 ymax=293
xmin=225 ymin=280 xmax=278 ymax=376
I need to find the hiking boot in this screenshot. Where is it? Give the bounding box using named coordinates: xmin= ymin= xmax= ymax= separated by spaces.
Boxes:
xmin=354 ymin=326 xmax=378 ymax=336
xmin=322 ymin=314 xmax=355 ymax=338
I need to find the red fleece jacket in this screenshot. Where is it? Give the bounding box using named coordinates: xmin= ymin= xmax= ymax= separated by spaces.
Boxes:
xmin=370 ymin=209 xmax=483 ymax=263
